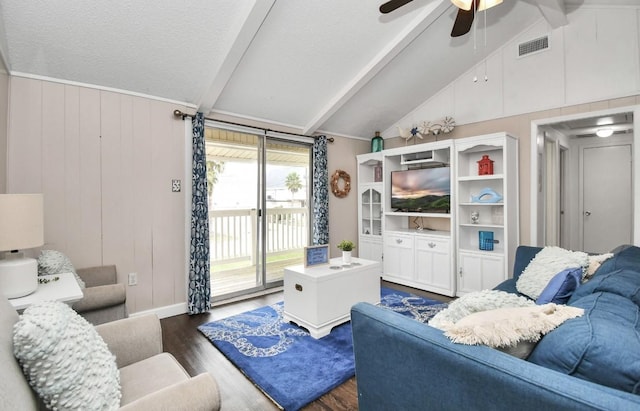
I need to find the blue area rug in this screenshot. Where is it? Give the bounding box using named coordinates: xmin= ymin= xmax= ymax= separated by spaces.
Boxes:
xmin=197 ymin=287 xmax=447 ymax=411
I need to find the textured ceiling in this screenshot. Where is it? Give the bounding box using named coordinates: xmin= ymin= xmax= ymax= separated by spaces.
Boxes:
xmin=0 ymin=0 xmax=618 ymax=139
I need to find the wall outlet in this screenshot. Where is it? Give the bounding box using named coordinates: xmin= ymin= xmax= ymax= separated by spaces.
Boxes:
xmin=128 ymin=272 xmax=138 ymax=286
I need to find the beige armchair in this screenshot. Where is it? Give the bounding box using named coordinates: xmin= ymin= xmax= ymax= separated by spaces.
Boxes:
xmin=73 ymin=265 xmax=127 ymax=325
xmin=0 ymin=295 xmax=221 ymax=410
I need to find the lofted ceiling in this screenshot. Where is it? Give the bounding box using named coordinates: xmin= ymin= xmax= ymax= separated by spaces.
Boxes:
xmin=0 ymin=0 xmax=625 ymax=140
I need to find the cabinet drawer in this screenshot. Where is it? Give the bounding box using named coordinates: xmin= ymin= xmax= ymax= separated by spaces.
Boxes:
xmin=415 ymin=236 xmax=449 ymax=253
xmin=385 ymin=233 xmax=413 ymax=248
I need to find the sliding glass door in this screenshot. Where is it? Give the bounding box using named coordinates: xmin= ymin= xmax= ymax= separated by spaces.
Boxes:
xmin=205 ymin=126 xmax=312 ymax=301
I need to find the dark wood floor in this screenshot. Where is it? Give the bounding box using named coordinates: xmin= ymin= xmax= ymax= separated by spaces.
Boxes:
xmin=160 ymin=280 xmax=453 ymax=411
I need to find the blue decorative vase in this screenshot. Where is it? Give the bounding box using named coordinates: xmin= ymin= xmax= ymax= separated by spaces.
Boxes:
xmin=371 ymin=131 xmax=384 ymax=152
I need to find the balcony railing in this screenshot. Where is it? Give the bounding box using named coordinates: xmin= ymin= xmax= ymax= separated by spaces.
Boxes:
xmin=210 ymin=207 xmax=308 ymax=264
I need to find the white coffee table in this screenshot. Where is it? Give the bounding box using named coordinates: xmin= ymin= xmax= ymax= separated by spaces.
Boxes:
xmin=283 ymin=257 xmax=380 ymax=339
xmin=9 ymin=272 xmax=84 ymax=311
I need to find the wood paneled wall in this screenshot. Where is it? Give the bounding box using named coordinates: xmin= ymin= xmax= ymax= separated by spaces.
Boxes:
xmin=7 ymin=77 xmax=188 ymax=314
xmin=0 ymin=71 xmax=9 ymax=194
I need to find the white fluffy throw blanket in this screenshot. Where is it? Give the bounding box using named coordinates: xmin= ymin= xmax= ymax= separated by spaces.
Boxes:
xmin=429 ymin=290 xmax=535 ymax=330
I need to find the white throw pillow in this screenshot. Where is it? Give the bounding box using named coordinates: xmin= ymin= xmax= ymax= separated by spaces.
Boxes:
xmin=584 ymin=253 xmax=614 ymax=280
xmin=428 ymin=290 xmax=535 ymax=331
xmin=37 ymin=249 xmax=86 ymax=289
xmin=516 ymin=246 xmax=589 ymax=300
xmin=444 ymin=304 xmax=584 ymax=349
xmin=13 ymin=301 xmax=121 ymax=410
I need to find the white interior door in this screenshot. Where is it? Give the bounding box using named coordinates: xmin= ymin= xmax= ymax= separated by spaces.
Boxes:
xmin=583 ymin=144 xmax=632 ymax=253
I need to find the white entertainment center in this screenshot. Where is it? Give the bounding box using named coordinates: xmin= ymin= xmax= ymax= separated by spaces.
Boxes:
xmin=357 ymin=132 xmax=518 ymax=297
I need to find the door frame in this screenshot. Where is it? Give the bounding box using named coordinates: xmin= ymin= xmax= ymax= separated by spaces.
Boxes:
xmin=530 ymin=104 xmax=640 ymax=247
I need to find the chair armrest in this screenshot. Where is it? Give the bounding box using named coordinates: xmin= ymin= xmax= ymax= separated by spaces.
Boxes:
xmin=118 ymin=373 xmax=221 ymax=411
xmin=76 ymin=265 xmax=117 ymax=287
xmin=72 ymin=283 xmax=126 ymax=313
xmin=95 ymin=314 xmax=163 ymax=368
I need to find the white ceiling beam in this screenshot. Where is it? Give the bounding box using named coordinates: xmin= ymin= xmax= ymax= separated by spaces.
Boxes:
xmin=536 ymin=0 xmax=568 ymax=29
xmin=302 ymin=0 xmax=452 ymax=135
xmin=197 ymin=0 xmax=275 ymax=113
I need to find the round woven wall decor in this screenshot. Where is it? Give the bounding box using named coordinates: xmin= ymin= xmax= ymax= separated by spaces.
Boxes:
xmin=331 ymin=170 xmax=351 ymax=198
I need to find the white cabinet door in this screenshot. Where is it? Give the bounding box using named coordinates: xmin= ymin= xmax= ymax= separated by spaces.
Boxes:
xmin=383 ymin=233 xmax=414 ymax=280
xmin=415 ymin=236 xmax=452 ymax=295
xmin=457 ymin=251 xmax=504 ymax=295
xmin=359 ymin=236 xmax=383 ymax=265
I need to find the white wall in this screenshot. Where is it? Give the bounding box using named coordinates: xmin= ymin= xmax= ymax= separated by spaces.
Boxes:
xmin=386 ymin=5 xmax=640 ymax=135
xmin=6 ymin=76 xmax=188 ymax=315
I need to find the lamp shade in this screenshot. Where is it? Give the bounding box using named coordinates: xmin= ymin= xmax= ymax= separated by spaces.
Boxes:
xmin=451 ymin=0 xmax=503 ymax=11
xmin=0 ymin=194 xmax=44 ymax=251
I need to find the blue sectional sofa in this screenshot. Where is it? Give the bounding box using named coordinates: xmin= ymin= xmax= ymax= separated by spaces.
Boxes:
xmin=351 ymin=245 xmax=640 ymax=410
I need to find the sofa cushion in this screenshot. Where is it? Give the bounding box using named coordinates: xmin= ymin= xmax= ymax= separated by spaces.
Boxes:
xmin=429 ymin=290 xmax=535 ymax=330
xmin=528 ymin=292 xmax=640 ymax=394
xmin=0 ymin=297 xmax=39 ymax=410
xmin=444 ymin=304 xmax=583 ymax=351
xmin=13 ymin=301 xmax=121 ymax=410
xmin=516 ymin=246 xmax=589 ymax=300
xmin=37 ymin=249 xmax=85 ymax=289
xmin=592 ymin=245 xmax=640 ymax=278
xmin=535 ymin=267 xmax=582 ymax=305
xmin=568 ymin=268 xmax=640 ymax=306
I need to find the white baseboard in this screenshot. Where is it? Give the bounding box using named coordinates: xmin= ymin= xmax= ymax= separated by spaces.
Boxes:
xmin=130 ymin=302 xmax=188 ymax=319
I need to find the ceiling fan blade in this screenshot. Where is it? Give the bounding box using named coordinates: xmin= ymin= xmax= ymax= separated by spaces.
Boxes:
xmin=450 ymin=3 xmax=476 ymax=37
xmin=379 ymin=0 xmax=413 ymax=14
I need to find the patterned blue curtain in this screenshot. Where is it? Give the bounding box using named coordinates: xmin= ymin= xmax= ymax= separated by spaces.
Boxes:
xmin=188 ymin=112 xmax=211 ymax=314
xmin=312 ymin=136 xmax=329 ymax=245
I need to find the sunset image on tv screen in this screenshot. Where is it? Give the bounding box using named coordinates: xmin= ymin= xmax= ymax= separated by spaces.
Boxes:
xmin=391 ymin=167 xmax=450 ymax=213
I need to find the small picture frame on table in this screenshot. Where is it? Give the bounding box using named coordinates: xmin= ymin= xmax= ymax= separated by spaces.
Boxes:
xmin=304 ymin=245 xmax=330 ymax=267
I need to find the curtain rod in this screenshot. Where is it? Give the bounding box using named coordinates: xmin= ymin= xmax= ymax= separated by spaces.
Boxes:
xmin=172 ymin=109 xmax=334 ymax=142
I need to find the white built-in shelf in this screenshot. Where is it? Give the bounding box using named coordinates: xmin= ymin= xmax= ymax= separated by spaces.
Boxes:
xmin=385 ymin=211 xmax=451 ymax=218
xmin=459 ymin=223 xmax=504 ymax=229
xmin=388 ymin=228 xmax=451 ymax=237
xmin=458 ymin=248 xmax=505 ymax=257
xmin=361 ymin=159 xmax=382 ymax=167
xmin=458 ymin=202 xmax=504 ymax=206
xmin=458 ymin=174 xmax=504 ymax=181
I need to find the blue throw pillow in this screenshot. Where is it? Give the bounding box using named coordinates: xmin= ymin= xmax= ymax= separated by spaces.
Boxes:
xmin=535 ymin=267 xmax=582 ymax=305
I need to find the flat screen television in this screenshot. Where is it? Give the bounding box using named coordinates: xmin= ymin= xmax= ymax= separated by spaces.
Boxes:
xmin=390 ymin=167 xmax=451 ymax=213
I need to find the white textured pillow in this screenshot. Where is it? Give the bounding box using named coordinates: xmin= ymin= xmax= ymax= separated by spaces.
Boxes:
xmin=429 ymin=290 xmax=535 ymax=330
xmin=584 ymin=253 xmax=614 ymax=280
xmin=516 ymin=246 xmax=589 ymax=300
xmin=13 ymin=301 xmax=121 ymax=410
xmin=37 ymin=249 xmax=85 ymax=289
xmin=444 ymin=304 xmax=584 ymax=348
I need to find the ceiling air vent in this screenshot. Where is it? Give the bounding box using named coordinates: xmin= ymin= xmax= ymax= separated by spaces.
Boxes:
xmin=518 ymin=36 xmax=549 ymax=58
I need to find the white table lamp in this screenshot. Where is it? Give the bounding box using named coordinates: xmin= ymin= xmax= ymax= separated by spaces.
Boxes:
xmin=0 ymin=194 xmax=44 ymax=298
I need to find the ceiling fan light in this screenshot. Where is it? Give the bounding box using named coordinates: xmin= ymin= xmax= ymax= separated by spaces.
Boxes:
xmin=450 ymin=0 xmax=502 ymax=11
xmin=596 ymin=128 xmax=614 ymax=138
xmin=451 ymin=0 xmax=472 ymax=11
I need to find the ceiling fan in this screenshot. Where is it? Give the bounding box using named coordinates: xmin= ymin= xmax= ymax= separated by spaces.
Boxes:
xmin=379 ymin=0 xmax=503 ymax=37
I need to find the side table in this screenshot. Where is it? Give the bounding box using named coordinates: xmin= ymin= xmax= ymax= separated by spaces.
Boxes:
xmin=9 ymin=272 xmax=84 ymax=311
